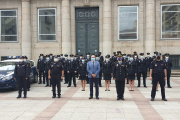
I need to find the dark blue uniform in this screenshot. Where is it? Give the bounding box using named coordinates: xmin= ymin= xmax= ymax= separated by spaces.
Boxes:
xmin=150 ymin=60 xmax=166 ymax=99
xmin=50 ymin=62 xmax=64 ymax=97
xmin=102 ymin=61 xmax=112 ymax=80
xmin=44 ymin=60 xmax=50 ymax=86
xmin=63 ymin=59 xmax=69 ymax=84
xmin=98 ymin=59 xmax=103 ymax=86
xmin=164 ymin=59 xmax=172 ymax=87
xmin=67 ymin=60 xmax=77 ymax=87
xmin=145 ymin=57 xmax=153 ymax=77
xmin=137 ymin=59 xmax=147 ymax=87
xmin=37 ymin=59 xmax=45 ymax=84
xmin=113 ymin=62 xmax=127 ymax=99
xmin=78 ymin=62 xmax=87 ymax=80
xmin=14 ymin=62 xmax=28 ymax=97
xmin=126 ymin=61 xmax=137 ymax=80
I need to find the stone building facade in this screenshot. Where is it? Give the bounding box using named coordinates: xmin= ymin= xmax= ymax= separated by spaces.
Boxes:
xmin=0 ymin=0 xmax=180 ymax=68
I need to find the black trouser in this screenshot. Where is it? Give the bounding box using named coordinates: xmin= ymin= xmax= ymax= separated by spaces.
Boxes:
xmin=115 ymin=80 xmax=125 ymax=99
xmin=151 ymin=74 xmax=165 ymax=99
xmin=45 ymin=71 xmax=49 ymax=86
xmin=137 ymin=71 xmax=146 ymax=86
xmin=89 ymin=78 xmax=99 ymax=97
xmin=39 ymin=71 xmax=45 ymax=83
xmin=68 ymin=72 xmax=76 ymax=86
xmin=167 ymin=72 xmax=171 ymax=87
xmin=64 ymin=71 xmax=68 ymax=83
xmin=17 ymin=76 xmax=27 ymax=96
xmin=50 ymin=73 xmax=52 ymax=86
xmin=52 ymin=74 xmax=61 ymax=96
xmin=26 ymin=77 xmax=30 ymax=89
xmin=99 ymin=72 xmax=102 ymax=86
xmin=126 ymin=78 xmax=129 ymax=84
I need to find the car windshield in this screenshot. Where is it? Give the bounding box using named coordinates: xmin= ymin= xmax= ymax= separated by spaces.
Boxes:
xmin=0 ymin=62 xmax=17 ymax=70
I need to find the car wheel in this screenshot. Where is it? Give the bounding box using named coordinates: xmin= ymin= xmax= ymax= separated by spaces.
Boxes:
xmin=33 ymin=74 xmax=38 ymax=83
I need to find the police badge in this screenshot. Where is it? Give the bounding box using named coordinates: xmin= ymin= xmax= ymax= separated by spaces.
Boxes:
xmin=155 ymin=64 xmax=157 ymax=67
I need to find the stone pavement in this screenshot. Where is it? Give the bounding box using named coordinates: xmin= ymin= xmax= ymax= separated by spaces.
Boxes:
xmin=0 ymin=77 xmax=180 ymax=120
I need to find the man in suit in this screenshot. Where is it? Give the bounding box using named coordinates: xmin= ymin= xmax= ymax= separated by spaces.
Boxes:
xmin=87 ymin=55 xmax=100 ymax=100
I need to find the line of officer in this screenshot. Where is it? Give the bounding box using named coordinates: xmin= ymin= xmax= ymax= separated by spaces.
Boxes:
xmin=44 ymin=55 xmax=51 ymax=87
xmin=113 ymin=54 xmax=127 ymax=100
xmin=164 ymin=53 xmax=172 ymax=88
xmin=24 ymin=56 xmax=31 ymax=91
xmin=137 ymin=53 xmax=147 ymax=88
xmin=48 ymin=55 xmax=64 ymax=98
xmin=37 ymin=54 xmax=45 ymax=84
xmin=14 ymin=56 xmax=28 ymax=98
xmin=150 ymin=53 xmax=167 ymax=101
xmin=67 ymin=54 xmax=77 ymax=87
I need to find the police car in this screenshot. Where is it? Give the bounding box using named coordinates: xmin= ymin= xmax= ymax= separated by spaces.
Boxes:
xmin=0 ymin=56 xmax=38 ymax=90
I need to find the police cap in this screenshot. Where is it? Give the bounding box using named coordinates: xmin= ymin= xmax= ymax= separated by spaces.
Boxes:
xmin=87 ymin=52 xmax=90 ymax=55
xmin=164 ymin=53 xmax=169 ymax=56
xmin=49 ymin=53 xmax=53 ymax=56
xmin=95 ymin=55 xmax=100 ymax=57
xmin=70 ymin=54 xmax=74 ymax=57
xmin=140 ymin=53 xmax=144 ymax=56
xmin=105 ymin=54 xmax=110 ymax=58
xmin=40 ymin=54 xmax=44 ymax=56
xmin=61 ymin=54 xmax=63 ymax=56
xmin=117 ymin=54 xmax=122 ymax=57
xmin=130 ymin=54 xmax=134 ymax=57
xmin=117 ymin=51 xmax=121 ymax=54
xmin=127 ymin=54 xmax=131 ymax=57
xmin=64 ymin=54 xmax=68 ymax=57
xmin=24 ymin=56 xmax=28 ymax=59
xmin=122 ymin=54 xmax=126 ymax=56
xmin=57 ymin=55 xmax=60 ymax=57
xmin=46 ymin=55 xmax=50 ymax=57
xmin=80 ymin=54 xmax=83 ymax=56
xmin=20 ymin=56 xmax=24 ymax=59
xmin=133 ymin=51 xmax=137 ymax=54
xmin=99 ymin=52 xmax=101 ymax=54
xmin=157 ymin=52 xmax=161 ymax=56
xmin=54 ymin=55 xmax=58 ymax=58
xmin=154 ymin=51 xmax=158 ymax=55
xmin=113 ymin=52 xmax=116 ymax=54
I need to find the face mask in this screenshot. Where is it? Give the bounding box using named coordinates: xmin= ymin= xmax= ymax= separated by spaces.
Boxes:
xmin=20 ymin=59 xmax=23 ymax=62
xmin=130 ymin=58 xmax=133 ymax=61
xmin=80 ymin=57 xmax=82 ymax=59
xmin=23 ymin=59 xmax=26 ymax=62
xmin=82 ymin=60 xmax=85 ymax=63
xmin=87 ymin=55 xmax=89 ymax=57
xmin=46 ymin=58 xmax=49 ymax=60
xmin=157 ymin=56 xmax=160 ymax=60
xmin=147 ymin=55 xmax=150 ymax=57
xmin=106 ymin=59 xmax=109 ymax=61
xmin=141 ymin=56 xmax=143 ymax=58
xmin=166 ymin=57 xmax=169 ymax=59
xmin=96 ymin=57 xmax=99 ymax=60
xmin=40 ymin=57 xmax=43 ymax=59
xmin=135 ymin=56 xmax=137 ymax=58
xmin=154 ymin=54 xmax=156 ymax=56
xmin=118 ymin=58 xmax=122 ymax=61
xmin=128 ymin=57 xmax=130 ymax=59
xmin=65 ymin=57 xmax=67 ymax=60
xmin=91 ymin=58 xmax=95 ymax=61
xmin=54 ymin=58 xmax=58 ymax=62
xmin=123 ymin=56 xmax=126 ymax=58
xmin=61 ymin=56 xmax=63 ymax=58
xmin=74 ymin=58 xmax=76 ymax=60
xmin=50 ymin=56 xmax=52 ymax=59
xmin=71 ymin=58 xmax=74 ymax=60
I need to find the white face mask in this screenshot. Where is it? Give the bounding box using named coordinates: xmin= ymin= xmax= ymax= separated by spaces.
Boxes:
xmin=141 ymin=56 xmax=143 ymax=59
xmin=54 ymin=58 xmax=58 ymax=62
xmin=166 ymin=57 xmax=169 ymax=59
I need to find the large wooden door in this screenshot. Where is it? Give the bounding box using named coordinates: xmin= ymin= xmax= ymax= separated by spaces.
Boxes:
xmin=76 ymin=8 xmax=99 ymax=56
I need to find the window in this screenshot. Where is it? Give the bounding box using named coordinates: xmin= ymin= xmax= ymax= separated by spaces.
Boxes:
xmin=38 ymin=8 xmax=56 ymax=41
xmin=118 ymin=6 xmax=138 ymax=40
xmin=0 ymin=10 xmax=18 ymax=42
xmin=161 ymin=4 xmax=180 ymax=39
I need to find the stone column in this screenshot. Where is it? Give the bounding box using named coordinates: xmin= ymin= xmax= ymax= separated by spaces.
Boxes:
xmin=22 ymin=0 xmax=31 ymax=59
xmin=145 ymin=0 xmax=155 ymax=56
xmin=103 ymin=0 xmax=112 ymax=56
xmin=21 ymin=0 xmax=31 ymax=59
xmin=62 ymin=0 xmax=71 ymax=54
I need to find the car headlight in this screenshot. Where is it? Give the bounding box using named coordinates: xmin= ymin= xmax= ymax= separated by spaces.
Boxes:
xmin=2 ymin=74 xmax=13 ymax=81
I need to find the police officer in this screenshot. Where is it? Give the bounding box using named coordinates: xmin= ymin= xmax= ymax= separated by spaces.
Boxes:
xmin=95 ymin=55 xmax=103 ymax=87
xmin=103 ymin=55 xmax=112 ymax=91
xmin=59 ymin=54 xmax=64 ymax=63
xmin=137 ymin=53 xmax=147 ymax=88
xmin=63 ymin=54 xmax=69 ymax=84
xmin=14 ymin=56 xmax=28 ymax=98
xmin=86 ymin=52 xmax=91 ymax=84
xmin=99 ymin=52 xmax=104 ymax=63
xmin=67 ymin=54 xmax=77 ymax=87
xmin=44 ymin=55 xmax=50 ymax=87
xmin=126 ymin=55 xmax=137 ymax=91
xmin=150 ymin=53 xmax=167 ymax=101
xmin=48 ymin=55 xmax=64 ymax=98
xmin=37 ymin=54 xmax=45 ymax=84
xmin=145 ymin=52 xmax=153 ymax=72
xmin=24 ymin=56 xmax=31 ymax=91
xmin=113 ymin=54 xmax=127 ymax=100
xmin=164 ymin=53 xmax=172 ymax=88
xmin=74 ymin=54 xmax=79 ymax=78
xmin=126 ymin=54 xmax=131 ymax=84
xmin=49 ymin=53 xmax=54 ymax=63
xmin=78 ymin=57 xmax=87 ymax=91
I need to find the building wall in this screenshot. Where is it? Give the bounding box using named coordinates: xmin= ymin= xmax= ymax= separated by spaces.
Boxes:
xmin=0 ymin=0 xmax=180 ymax=63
